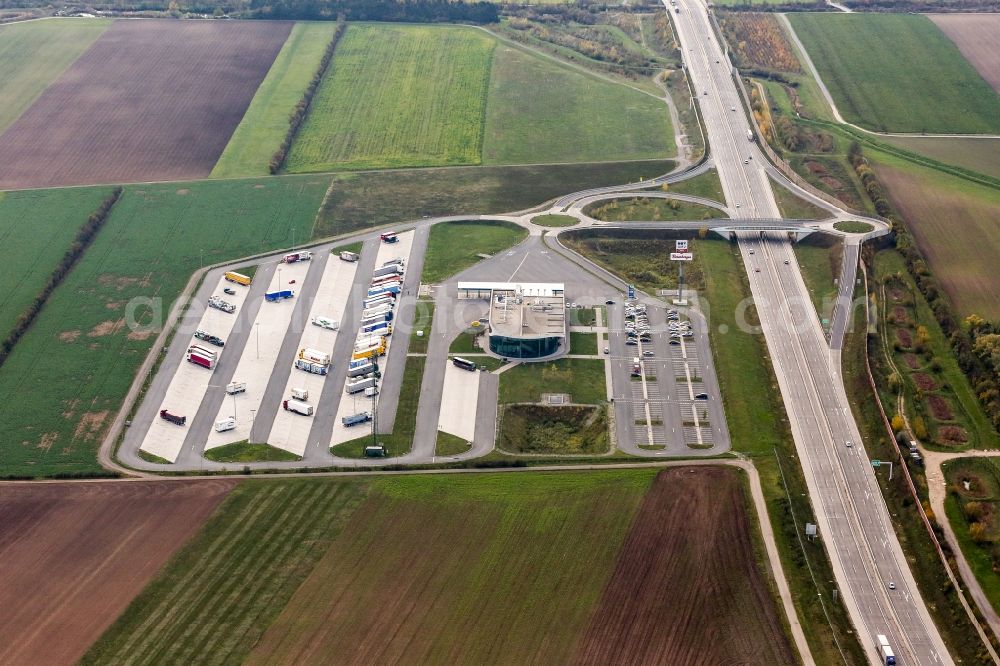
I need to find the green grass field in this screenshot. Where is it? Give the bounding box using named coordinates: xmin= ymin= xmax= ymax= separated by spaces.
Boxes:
xmin=246 ymin=471 xmax=653 ymax=664
xmin=500 ymin=404 xmax=608 ymax=454
xmin=880 ymin=135 xmax=1000 ymax=181
xmin=204 ymin=442 xmax=301 ymax=463
xmin=666 ymin=168 xmax=727 ymax=204
xmin=81 ymin=478 xmax=368 ymax=665
xmin=210 ymin=22 xmax=340 ymax=178
xmin=872 ymin=152 xmax=1000 ymax=320
xmin=569 ymin=331 xmax=598 ymax=355
xmin=0 ymin=18 xmax=110 ymax=134
xmin=0 ymin=187 xmax=114 ymax=340
xmin=482 ymin=44 xmax=673 ymax=164
xmin=499 ymin=358 xmax=606 ymax=404
xmin=531 ymin=213 xmax=578 ymax=227
xmin=312 ymin=160 xmax=672 ymax=239
xmin=788 ymin=14 xmax=1000 ymax=134
xmin=286 ymin=24 xmax=494 ymax=172
xmin=0 ymin=176 xmax=329 ymax=477
xmin=422 ymin=220 xmax=528 ymax=283
xmin=792 ymin=234 xmax=841 ymax=326
xmin=586 ymin=197 xmax=726 ymax=221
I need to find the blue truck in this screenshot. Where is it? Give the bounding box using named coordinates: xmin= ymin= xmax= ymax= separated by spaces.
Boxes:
xmin=342 ymin=411 xmax=372 ymax=427
xmin=265 ymin=289 xmax=294 ymax=302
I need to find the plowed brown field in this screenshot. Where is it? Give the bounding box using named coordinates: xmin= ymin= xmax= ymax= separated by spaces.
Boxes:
xmin=0 ymin=480 xmax=235 ymax=665
xmin=573 ymin=467 xmax=797 ymax=665
xmin=0 ymin=19 xmax=290 ymax=189
xmin=931 ymin=15 xmax=1000 ymax=94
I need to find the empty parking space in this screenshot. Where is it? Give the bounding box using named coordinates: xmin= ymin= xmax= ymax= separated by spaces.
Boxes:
xmin=438 ymin=363 xmax=480 ymax=442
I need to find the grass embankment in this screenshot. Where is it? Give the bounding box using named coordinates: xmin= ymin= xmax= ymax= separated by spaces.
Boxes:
xmin=330 ymin=240 xmax=362 ymax=256
xmin=791 ymin=234 xmax=841 ymax=326
xmin=834 ymin=221 xmax=874 ymax=234
xmin=585 ymin=197 xmax=726 ymax=221
xmin=81 ymin=478 xmax=368 ymax=665
xmin=482 ymin=44 xmax=673 ymax=164
xmin=311 ymin=159 xmax=673 ymax=239
xmin=0 ymin=19 xmax=110 ymax=134
xmin=842 ymin=262 xmax=997 ymax=663
xmin=422 ymin=220 xmax=527 ymax=283
xmin=569 ymin=331 xmax=598 ymax=355
xmin=770 ymin=181 xmax=831 ymax=220
xmin=331 ymin=355 xmax=426 ymax=459
xmin=788 ymin=13 xmax=1000 ymax=134
xmin=245 ymin=471 xmax=654 ymax=664
xmin=531 ymin=214 xmax=578 ymax=227
xmin=0 ymin=187 xmax=114 ymax=338
xmin=665 ymin=168 xmax=726 ymax=204
xmin=566 ymin=229 xmax=867 ymax=663
xmin=0 ymin=176 xmax=329 ymax=477
xmin=203 ymin=442 xmax=301 ymax=463
xmin=286 ymin=24 xmax=494 ymax=172
xmin=873 ymin=250 xmax=999 ymax=452
xmin=943 ymin=457 xmax=1000 ymax=615
xmin=436 ymin=431 xmax=471 ymax=456
xmin=500 ymin=404 xmax=608 ymax=455
xmin=210 ymin=22 xmax=340 ymax=178
xmin=872 ymin=152 xmax=1000 ymax=320
xmin=408 ymin=301 xmax=434 ymax=355
xmin=499 ymin=358 xmax=606 ymax=405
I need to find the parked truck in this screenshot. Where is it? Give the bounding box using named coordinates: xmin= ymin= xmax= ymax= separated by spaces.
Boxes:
xmin=283 ymin=399 xmax=313 ymax=416
xmin=360 ymin=321 xmax=392 ymax=337
xmin=311 ymin=315 xmax=339 ymax=330
xmin=281 ymin=250 xmax=312 ymax=263
xmin=291 ymin=387 xmax=309 ymax=401
xmin=224 ymin=271 xmax=252 ymax=286
xmin=186 ymin=346 xmax=217 ymax=370
xmin=352 ymin=342 xmax=386 ymax=360
xmin=362 ymin=295 xmax=395 ymax=310
xmin=339 ymin=250 xmax=360 ymax=262
xmin=294 ymin=358 xmax=328 ymax=375
xmin=208 ymin=296 xmax=236 ymax=313
xmin=362 ymin=303 xmax=394 ymax=320
xmin=381 ymin=258 xmax=405 ymax=268
xmin=345 ymin=375 xmax=376 ymax=394
xmin=264 ymin=289 xmax=294 ymax=302
xmin=342 ymin=411 xmax=372 ymax=427
xmin=194 ymin=329 xmax=225 ymax=347
xmin=214 ymin=416 xmax=235 ymax=432
xmin=372 ymin=264 xmax=403 ymax=279
xmin=359 ymin=314 xmax=391 ymax=329
xmin=354 ymin=335 xmax=386 ymax=351
xmin=370 ymin=275 xmax=402 ymax=289
xmin=299 ymin=347 xmax=331 ymax=366
xmin=226 ymin=381 xmax=246 ymax=395
xmin=367 ymin=285 xmax=400 ymax=298
xmin=380 ymin=231 xmax=398 ymax=243
xmin=348 ymin=361 xmax=375 ymax=377
xmin=160 ymin=409 xmax=186 ymax=426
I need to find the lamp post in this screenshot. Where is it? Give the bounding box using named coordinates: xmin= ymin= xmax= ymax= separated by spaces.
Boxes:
xmin=255 ymin=322 xmax=260 ymax=360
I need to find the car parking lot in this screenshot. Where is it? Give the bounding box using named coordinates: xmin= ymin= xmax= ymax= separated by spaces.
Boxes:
xmin=608 ymin=298 xmax=730 ymax=455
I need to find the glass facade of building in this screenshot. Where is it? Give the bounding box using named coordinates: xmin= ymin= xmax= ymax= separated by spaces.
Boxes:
xmin=488 ymin=335 xmax=561 ymax=359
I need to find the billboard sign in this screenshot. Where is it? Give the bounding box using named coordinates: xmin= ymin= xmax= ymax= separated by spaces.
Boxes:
xmin=675 ymin=240 xmax=688 ymax=251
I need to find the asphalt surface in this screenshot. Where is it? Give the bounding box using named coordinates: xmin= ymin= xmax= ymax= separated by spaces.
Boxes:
xmin=669 ymin=0 xmax=950 ymax=660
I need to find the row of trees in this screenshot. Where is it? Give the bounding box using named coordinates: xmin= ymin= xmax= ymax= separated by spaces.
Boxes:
xmin=851 ymin=143 xmax=1000 ymax=431
xmin=269 ymin=21 xmax=345 ymax=174
xmin=0 ymin=187 xmax=123 ymax=369
xmin=247 ymin=0 xmax=498 ymax=23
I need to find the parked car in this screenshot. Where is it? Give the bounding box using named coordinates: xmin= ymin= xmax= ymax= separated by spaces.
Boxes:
xmin=224 ymin=287 xmax=236 ymax=295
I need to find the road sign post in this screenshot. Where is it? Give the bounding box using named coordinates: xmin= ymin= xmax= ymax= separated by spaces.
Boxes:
xmin=671 ymin=241 xmax=693 ymax=304
xmin=872 ymin=459 xmax=893 ymax=480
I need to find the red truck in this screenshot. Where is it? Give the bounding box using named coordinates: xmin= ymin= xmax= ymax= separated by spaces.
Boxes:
xmin=160 ymin=409 xmax=186 ymax=426
xmin=186 ymin=345 xmax=217 ymax=370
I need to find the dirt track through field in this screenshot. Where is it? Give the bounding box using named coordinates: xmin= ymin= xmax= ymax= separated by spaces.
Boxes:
xmin=0 ymin=19 xmax=290 ymax=189
xmin=572 ymin=467 xmax=797 ymax=665
xmin=930 ymin=15 xmax=1000 ymax=94
xmin=0 ymin=480 xmax=235 ymax=665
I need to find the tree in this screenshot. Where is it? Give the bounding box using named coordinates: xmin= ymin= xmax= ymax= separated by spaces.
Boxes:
xmin=891 ymin=413 xmax=905 ymax=433
xmin=970 ymin=522 xmax=988 ymax=544
xmin=913 ymin=416 xmax=928 ymax=440
xmin=698 ymin=226 xmax=709 ymax=239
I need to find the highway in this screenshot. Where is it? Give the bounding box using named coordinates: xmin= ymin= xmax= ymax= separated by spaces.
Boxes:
xmin=668 ymin=0 xmax=951 ymax=662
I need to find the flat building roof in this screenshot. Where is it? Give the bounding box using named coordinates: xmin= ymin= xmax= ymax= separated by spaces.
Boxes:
xmin=489 ymin=289 xmax=566 ymax=340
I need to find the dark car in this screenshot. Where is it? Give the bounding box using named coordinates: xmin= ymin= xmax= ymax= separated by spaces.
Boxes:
xmin=605 ymin=299 xmax=615 ymax=305
xmin=223 ymin=287 xmax=236 ymax=295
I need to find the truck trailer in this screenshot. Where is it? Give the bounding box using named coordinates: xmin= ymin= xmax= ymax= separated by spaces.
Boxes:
xmin=294 ymin=358 xmax=328 ymax=376
xmin=372 ymin=264 xmax=403 ymax=278
xmin=265 ymin=289 xmax=295 ymax=302
xmin=345 ymin=375 xmax=376 ymax=394
xmin=214 ymin=416 xmax=235 ymax=433
xmin=362 ymin=295 xmax=395 ymax=310
xmin=226 ymin=381 xmax=246 ymax=395
xmin=354 ymin=335 xmax=386 ymax=351
xmin=347 ymin=361 xmax=374 ymax=377
xmin=352 ymin=343 xmax=385 ymax=361
xmin=160 ymin=409 xmax=186 ymax=426
xmin=299 ymin=347 xmax=331 ymax=366
xmin=283 ymin=399 xmax=313 ymax=416
xmin=362 ymin=303 xmax=393 ymax=320
xmin=311 ymin=315 xmax=339 ymax=330
xmin=342 ymin=411 xmax=372 ymax=427
xmin=186 ymin=348 xmax=217 ymax=370
xmin=339 ymin=250 xmax=360 ymax=262
xmin=367 ymin=285 xmax=401 ymax=298
xmin=281 ymin=250 xmax=312 ymax=263
xmin=360 ymin=321 xmax=392 ymax=337
xmin=224 ymin=271 xmax=252 ymax=286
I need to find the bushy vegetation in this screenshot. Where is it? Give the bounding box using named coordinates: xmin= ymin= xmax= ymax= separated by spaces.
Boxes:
xmin=500 ymin=404 xmax=608 ymax=454
xmin=211 ymin=23 xmax=341 ymax=177
xmin=0 ymin=188 xmax=122 ymax=368
xmin=720 ymin=13 xmax=801 ymax=73
xmin=585 ymin=196 xmax=724 ymax=222
xmin=268 ymin=21 xmax=345 ymax=174
xmin=286 ymin=24 xmax=494 ymax=172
